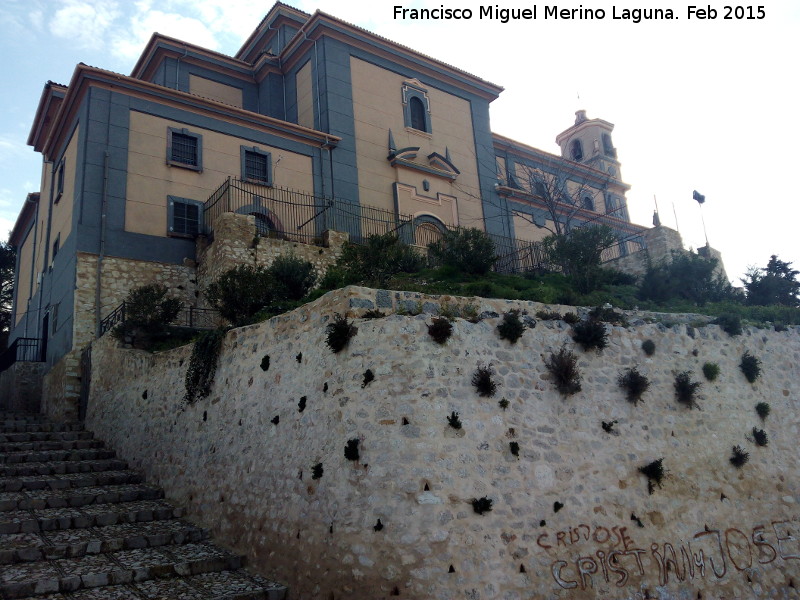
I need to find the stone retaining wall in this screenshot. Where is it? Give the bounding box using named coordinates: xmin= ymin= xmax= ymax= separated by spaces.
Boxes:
xmin=86 ymin=286 xmax=799 ymax=599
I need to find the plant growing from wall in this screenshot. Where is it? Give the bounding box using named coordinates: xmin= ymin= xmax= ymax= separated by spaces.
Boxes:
xmin=427 ymin=317 xmax=453 ymax=344
xmin=702 ymin=362 xmax=720 ymax=381
xmin=752 ymin=427 xmax=769 ymax=447
xmin=497 ymin=310 xmax=525 ymax=344
xmin=471 ymin=364 xmax=498 ymax=397
xmin=544 ymin=347 xmax=582 ymax=396
xmin=536 ymin=310 xmax=562 ymax=321
xmin=602 ymin=420 xmax=618 ymax=434
xmin=471 ymin=496 xmax=493 ymax=515
xmin=184 ymin=328 xmax=226 ymax=404
xmin=730 ymin=445 xmax=750 ymax=468
xmin=572 ymin=319 xmax=608 ymax=351
xmin=674 ymin=371 xmax=701 ymax=409
xmin=326 ymin=313 xmax=357 ymax=353
xmin=311 ymin=463 xmax=323 ymax=480
xmin=298 ymin=396 xmax=307 ymax=412
xmin=260 ymin=355 xmax=270 ymax=371
xmin=589 ymin=304 xmax=626 ymax=325
xmin=447 ymin=411 xmax=462 ymax=430
xmin=461 ymin=304 xmax=480 ymax=323
xmin=618 ymin=367 xmax=650 ymax=405
xmin=509 ymin=441 xmax=520 ymax=457
xmin=344 ymin=438 xmax=360 ymax=461
xmin=563 ymin=312 xmax=580 ymax=325
xmin=755 ymin=402 xmax=771 ymax=420
xmin=641 ymin=339 xmax=656 ymax=356
xmin=739 ymin=351 xmax=762 ymax=383
xmin=363 ymin=309 xmax=386 ymax=319
xmin=639 ymin=458 xmax=666 ymax=494
xmin=714 ymin=313 xmax=742 ymax=336
xmin=498 ymin=398 xmax=509 ymax=411
xmin=112 ymin=283 xmax=182 ymax=348
xmin=553 ymin=501 xmax=564 ymax=513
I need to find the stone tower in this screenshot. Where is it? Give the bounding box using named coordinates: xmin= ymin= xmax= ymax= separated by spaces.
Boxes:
xmin=555 ymin=110 xmax=623 ymax=181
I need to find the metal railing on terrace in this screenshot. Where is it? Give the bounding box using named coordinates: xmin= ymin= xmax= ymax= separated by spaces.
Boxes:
xmin=202 ymin=178 xmax=643 ymax=276
xmin=99 ymin=303 xmax=220 ymax=337
xmin=0 ymin=338 xmax=44 ymax=373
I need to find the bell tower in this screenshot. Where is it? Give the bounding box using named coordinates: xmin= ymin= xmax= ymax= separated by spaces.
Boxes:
xmin=555 ymin=110 xmax=622 ymax=180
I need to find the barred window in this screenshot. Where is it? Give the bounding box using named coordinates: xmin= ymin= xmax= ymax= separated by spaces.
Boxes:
xmin=240 ymin=146 xmax=272 ymax=185
xmin=168 ymin=196 xmax=203 ymax=237
xmin=167 ymin=128 xmax=202 ymax=171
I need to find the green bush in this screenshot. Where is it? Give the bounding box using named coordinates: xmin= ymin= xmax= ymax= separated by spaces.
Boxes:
xmin=641 ymin=339 xmax=656 ymax=356
xmin=542 ymin=225 xmax=617 ymax=294
xmin=618 ymin=367 xmax=650 ymax=405
xmin=427 ymin=317 xmax=453 ymax=344
xmin=184 ymin=328 xmax=226 ymax=404
xmin=205 ymin=265 xmax=274 ymax=327
xmin=112 ymin=284 xmax=182 ymax=348
xmin=326 ymin=313 xmax=357 ymax=353
xmin=429 ymin=228 xmax=496 ymax=275
xmin=756 ymin=402 xmax=771 ymax=420
xmin=639 ymin=250 xmax=733 ymax=306
xmin=333 ymin=234 xmax=425 ymax=288
xmin=497 ymin=310 xmax=525 ymax=344
xmin=714 ymin=313 xmax=742 ymax=336
xmin=702 ymin=362 xmax=720 ymax=381
xmin=674 ymin=371 xmax=701 ymax=409
xmin=572 ymin=319 xmax=608 ymax=351
xmin=544 ymin=347 xmax=582 ymax=396
xmin=269 ymin=254 xmax=317 ymax=300
xmin=739 ymin=351 xmax=762 ymax=383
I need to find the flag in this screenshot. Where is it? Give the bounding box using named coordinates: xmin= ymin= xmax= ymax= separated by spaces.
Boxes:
xmin=693 ymin=190 xmax=705 ymax=204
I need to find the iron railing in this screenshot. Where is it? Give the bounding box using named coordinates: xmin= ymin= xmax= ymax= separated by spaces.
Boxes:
xmin=99 ymin=303 xmax=221 ymax=337
xmin=0 ymin=338 xmax=44 ymax=373
xmin=203 ymin=178 xmax=645 ymax=276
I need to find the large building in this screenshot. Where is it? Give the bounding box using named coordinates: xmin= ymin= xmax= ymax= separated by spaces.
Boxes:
xmin=7 ymin=3 xmax=646 ymax=400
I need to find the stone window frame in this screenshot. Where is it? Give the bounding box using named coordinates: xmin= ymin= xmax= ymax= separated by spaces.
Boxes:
xmin=402 ymin=83 xmax=432 ymax=135
xmin=570 ymin=139 xmax=584 ymax=162
xmin=602 ymin=133 xmax=616 ymax=158
xmin=240 ymin=146 xmax=272 ymax=185
xmin=167 ymin=195 xmax=204 ymax=238
xmin=167 ymin=127 xmax=203 ymax=171
xmin=55 ymin=158 xmax=65 ymax=203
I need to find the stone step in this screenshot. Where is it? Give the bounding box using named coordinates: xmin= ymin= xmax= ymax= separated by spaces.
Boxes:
xmin=0 ymin=423 xmax=84 ymax=435
xmin=0 ymin=439 xmax=105 ymax=454
xmin=0 ymin=459 xmax=130 ymax=478
xmin=0 ymin=483 xmax=163 ymax=512
xmin=0 ymin=431 xmax=95 ymax=444
xmin=13 ymin=569 xmax=288 ymax=599
xmin=0 ymin=448 xmax=116 ymax=465
xmin=0 ymin=541 xmax=247 ymax=599
xmin=0 ymin=518 xmax=210 ymax=565
xmin=0 ymin=499 xmax=184 ymax=534
xmin=0 ymin=469 xmax=143 ymax=492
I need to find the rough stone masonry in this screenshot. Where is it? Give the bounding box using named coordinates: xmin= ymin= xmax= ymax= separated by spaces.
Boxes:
xmin=86 ymin=286 xmax=800 ymax=599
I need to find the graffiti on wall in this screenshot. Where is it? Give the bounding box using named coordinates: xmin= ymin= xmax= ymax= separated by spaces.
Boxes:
xmin=535 ymin=517 xmax=799 ymax=590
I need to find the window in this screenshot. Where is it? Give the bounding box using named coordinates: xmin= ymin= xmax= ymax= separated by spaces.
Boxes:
xmin=582 ymin=196 xmax=595 ymax=211
xmin=570 ymin=139 xmax=584 ymax=162
xmin=167 ymin=127 xmax=202 ymax=171
xmin=240 ymin=146 xmax=272 ymax=185
xmin=252 ymin=212 xmax=277 ymax=236
xmin=52 ymin=234 xmax=60 ymax=261
xmin=55 ymin=159 xmax=65 ymax=203
xmin=602 ymin=133 xmax=616 ymax=158
xmin=168 ymin=196 xmax=203 ymax=237
xmin=402 ymin=82 xmax=431 ymax=134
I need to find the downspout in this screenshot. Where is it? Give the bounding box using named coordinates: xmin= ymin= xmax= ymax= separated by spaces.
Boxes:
xmin=94 ymin=151 xmax=109 ymax=337
xmin=175 ymin=46 xmax=188 ymax=90
xmin=297 ymin=24 xmax=326 ymax=197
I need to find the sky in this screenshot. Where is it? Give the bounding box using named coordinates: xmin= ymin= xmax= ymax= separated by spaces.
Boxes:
xmin=1 ymin=0 xmax=798 ymax=284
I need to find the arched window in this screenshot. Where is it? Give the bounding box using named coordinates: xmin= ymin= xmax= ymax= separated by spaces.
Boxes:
xmin=409 ymin=97 xmax=427 ymax=132
xmin=570 ymin=139 xmax=584 ymax=161
xmin=415 ymin=221 xmax=444 ymax=247
xmin=251 ymin=212 xmax=277 ymax=236
xmin=582 ymin=196 xmax=595 ymax=211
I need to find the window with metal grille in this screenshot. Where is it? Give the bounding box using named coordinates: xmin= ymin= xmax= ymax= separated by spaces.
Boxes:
xmin=167 ymin=128 xmax=202 ymax=170
xmin=240 ymin=146 xmax=271 ymax=184
xmin=168 ymin=196 xmax=202 ymax=237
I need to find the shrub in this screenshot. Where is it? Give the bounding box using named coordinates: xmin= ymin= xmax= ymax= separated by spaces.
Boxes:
xmin=752 ymin=427 xmax=769 ymax=447
xmin=739 ymin=351 xmax=762 ymax=383
xmin=730 ymin=445 xmax=749 ymax=468
xmin=563 ymin=312 xmax=580 ymax=325
xmin=311 ymin=463 xmax=323 ymax=480
xmin=344 ymin=438 xmax=360 ymax=461
xmin=589 ymin=305 xmax=626 ymax=325
xmin=429 ymin=228 xmax=496 ymax=275
xmin=471 ymin=496 xmax=493 ymax=515
xmin=184 ymin=328 xmax=226 ymax=404
xmin=497 ymin=310 xmax=525 ymax=344
xmin=334 ymin=233 xmax=426 ymax=287
xmin=536 ymin=310 xmax=562 ymax=321
xmin=572 ymin=319 xmax=608 ymax=351
xmin=641 ymin=339 xmax=656 ymax=356
xmin=472 ymin=365 xmax=498 ymax=397
xmin=447 ymin=411 xmax=462 ymax=429
xmin=362 ymin=369 xmax=374 ymax=388
xmin=498 ymin=398 xmax=509 ymax=410
xmin=427 ymin=317 xmax=453 ymax=344
xmin=544 ymin=347 xmax=582 ymax=396
xmin=742 ymin=255 xmax=800 ymax=307
xmin=362 ymin=309 xmax=386 ymax=319
xmin=714 ymin=313 xmax=742 ymax=336
xmin=702 ymin=362 xmax=720 ymax=381
xmin=755 ymin=402 xmax=771 ymax=420
xmin=674 ymin=371 xmax=701 ymax=409
xmin=269 ymin=254 xmax=317 ymax=300
xmin=638 ymin=250 xmax=733 ymax=306
xmin=205 ymin=264 xmax=274 ymax=327
xmin=618 ymin=367 xmax=650 ymax=405
xmin=112 ymin=284 xmax=182 ymax=347
xmin=639 ymin=458 xmax=666 ymax=494
xmin=509 ymin=441 xmax=520 ymax=457
xmin=542 ymin=225 xmax=617 ymax=294
xmin=326 ymin=313 xmax=357 ymax=353
xmin=602 ymin=420 xmax=618 ymax=434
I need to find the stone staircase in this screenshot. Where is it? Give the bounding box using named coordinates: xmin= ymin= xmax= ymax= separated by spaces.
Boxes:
xmin=0 ymin=412 xmax=287 ymax=600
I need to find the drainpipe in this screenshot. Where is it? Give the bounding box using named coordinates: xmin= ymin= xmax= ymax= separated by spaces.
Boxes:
xmin=297 ymin=24 xmax=326 ymax=197
xmin=94 ymin=152 xmax=109 ymax=338
xmin=175 ymin=46 xmax=188 ymax=90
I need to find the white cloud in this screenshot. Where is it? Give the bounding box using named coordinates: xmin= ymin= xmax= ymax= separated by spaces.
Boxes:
xmin=28 ymin=9 xmax=44 ymax=32
xmin=49 ymin=0 xmax=121 ymax=51
xmin=111 ymin=6 xmax=220 ymax=60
